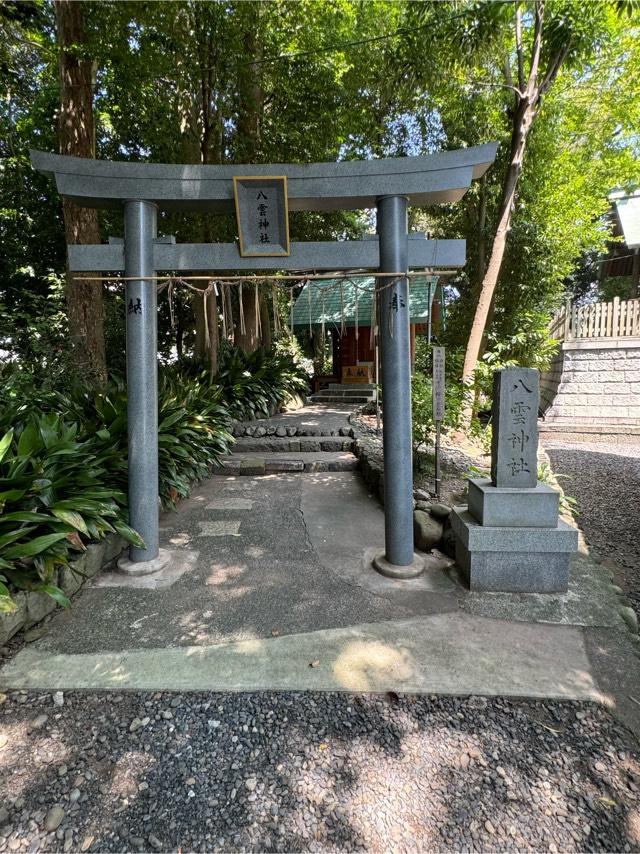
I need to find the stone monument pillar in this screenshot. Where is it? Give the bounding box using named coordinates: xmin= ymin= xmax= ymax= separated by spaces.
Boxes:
xmin=451 ymin=368 xmax=577 ymax=593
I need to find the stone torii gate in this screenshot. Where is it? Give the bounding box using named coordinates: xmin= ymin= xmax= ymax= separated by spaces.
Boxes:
xmin=31 ymin=144 xmax=497 ymax=579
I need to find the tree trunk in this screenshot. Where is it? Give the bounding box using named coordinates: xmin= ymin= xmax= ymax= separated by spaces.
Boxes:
xmin=477 ymin=175 xmax=487 ymax=285
xmin=236 ymin=5 xmax=263 ymax=163
xmin=176 ymin=303 xmax=184 ymax=361
xmin=312 ymin=327 xmax=324 ymax=374
xmin=223 ymin=284 xmax=235 ymax=346
xmin=461 ymin=97 xmax=536 ymax=391
xmin=55 ymin=0 xmax=106 ymax=381
xmin=193 ymin=285 xmax=219 ymax=373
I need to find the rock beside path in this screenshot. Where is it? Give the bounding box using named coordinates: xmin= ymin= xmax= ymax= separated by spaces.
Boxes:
xmin=429 ymin=502 xmax=452 ymax=521
xmin=413 ymin=510 xmax=443 ymax=550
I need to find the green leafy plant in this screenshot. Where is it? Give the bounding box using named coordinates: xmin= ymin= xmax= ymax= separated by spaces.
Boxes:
xmin=211 ymin=346 xmax=308 ymax=421
xmin=0 ymin=416 xmax=142 ymax=613
xmin=157 ymin=370 xmax=233 ymax=506
xmin=0 ymin=347 xmax=306 ymax=611
xmin=537 ymin=461 xmax=578 ymax=518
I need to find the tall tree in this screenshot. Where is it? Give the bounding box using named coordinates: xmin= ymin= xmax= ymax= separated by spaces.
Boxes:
xmin=55 ymin=0 xmax=106 ymax=381
xmin=457 ymin=0 xmax=634 ymax=404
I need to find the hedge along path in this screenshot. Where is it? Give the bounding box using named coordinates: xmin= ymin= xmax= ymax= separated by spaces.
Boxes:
xmin=74 ymin=271 xmax=438 ymax=370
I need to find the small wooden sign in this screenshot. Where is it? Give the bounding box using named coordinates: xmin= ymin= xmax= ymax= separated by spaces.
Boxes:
xmin=432 ymin=346 xmax=445 ymax=421
xmin=342 ymin=365 xmax=372 ymax=384
xmin=233 ymin=176 xmax=290 ymax=257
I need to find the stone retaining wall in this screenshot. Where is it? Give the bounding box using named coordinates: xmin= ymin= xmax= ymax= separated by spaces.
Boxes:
xmin=233 ymin=423 xmax=353 ymax=438
xmin=353 ymin=436 xmax=385 ymax=504
xmin=0 ymin=534 xmax=126 ymax=646
xmin=540 ymin=350 xmax=563 ymax=415
xmin=540 ymin=337 xmax=640 ymax=430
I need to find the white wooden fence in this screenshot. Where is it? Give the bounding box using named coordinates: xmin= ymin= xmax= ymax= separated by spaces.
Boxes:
xmin=551 ymin=296 xmax=640 ymax=342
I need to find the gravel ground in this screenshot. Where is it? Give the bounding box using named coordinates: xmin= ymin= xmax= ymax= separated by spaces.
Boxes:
xmin=544 ymin=439 xmax=640 ymax=620
xmin=1 ymin=690 xmax=639 ymax=853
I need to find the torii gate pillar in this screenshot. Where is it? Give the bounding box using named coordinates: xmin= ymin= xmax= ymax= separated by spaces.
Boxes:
xmin=123 ymin=201 xmax=160 ymax=563
xmin=373 ymin=196 xmax=424 ymax=578
xmin=117 ymin=200 xmax=171 ymax=575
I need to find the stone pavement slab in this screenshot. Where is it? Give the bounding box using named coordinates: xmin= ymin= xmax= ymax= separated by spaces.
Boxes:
xmin=10 ymin=474 xmax=415 ymax=656
xmin=0 ymin=613 xmax=600 ymax=700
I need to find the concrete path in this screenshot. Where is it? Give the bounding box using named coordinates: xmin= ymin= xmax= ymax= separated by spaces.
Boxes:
xmin=2 ymin=468 xmax=640 ymax=732
xmin=0 ymin=613 xmax=599 ymax=700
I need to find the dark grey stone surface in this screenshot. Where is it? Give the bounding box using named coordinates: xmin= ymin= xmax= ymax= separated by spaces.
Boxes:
xmin=31 ymin=144 xmax=498 ymax=212
xmin=264 ymin=459 xmax=304 ymax=472
xmin=467 ymin=477 xmax=559 ymax=528
xmin=459 ymin=552 xmax=628 ymax=630
xmin=456 ymin=542 xmax=571 ymax=593
xmin=234 ymin=176 xmax=289 ymax=256
xmin=66 ymin=237 xmax=467 ymax=273
xmin=239 ymin=458 xmax=265 ymax=476
xmin=239 ymin=404 xmax=354 ymax=437
xmin=413 ymin=510 xmax=443 ymax=551
xmin=26 ymin=473 xmax=419 ymax=655
xmin=451 ymin=508 xmax=576 ymax=593
xmin=451 ymin=508 xmax=578 ymax=553
xmin=491 ymin=368 xmax=539 ymax=488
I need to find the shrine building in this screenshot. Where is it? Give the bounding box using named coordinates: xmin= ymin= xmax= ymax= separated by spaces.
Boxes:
xmin=292 ymin=273 xmax=445 ymax=391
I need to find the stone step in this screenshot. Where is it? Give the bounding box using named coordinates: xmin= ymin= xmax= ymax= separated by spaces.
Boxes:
xmin=310 ymin=394 xmax=372 ymax=404
xmin=327 ymin=383 xmax=376 ymax=391
xmin=316 ymin=391 xmax=375 ymax=399
xmin=214 ymin=451 xmax=358 ymax=475
xmin=233 ymin=436 xmax=355 ymax=453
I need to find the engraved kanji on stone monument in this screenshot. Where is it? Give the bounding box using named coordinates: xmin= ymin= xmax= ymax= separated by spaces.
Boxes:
xmin=490 ymin=367 xmax=539 ymax=488
xmin=233 ymin=176 xmax=290 ymax=257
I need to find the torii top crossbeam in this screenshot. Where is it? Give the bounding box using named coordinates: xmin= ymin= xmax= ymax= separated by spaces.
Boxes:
xmin=31 ymin=144 xmax=497 ymax=274
xmin=31 ymin=144 xmax=497 ymax=212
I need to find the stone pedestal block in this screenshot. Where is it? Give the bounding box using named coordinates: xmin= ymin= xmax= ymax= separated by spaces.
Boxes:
xmin=467 ymin=478 xmax=560 ymax=528
xmin=451 ymin=508 xmax=578 ymax=593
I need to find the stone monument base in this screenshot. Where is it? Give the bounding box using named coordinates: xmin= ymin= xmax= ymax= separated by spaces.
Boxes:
xmin=451 ymin=509 xmax=578 ymax=593
xmin=467 ymin=478 xmax=559 ymax=528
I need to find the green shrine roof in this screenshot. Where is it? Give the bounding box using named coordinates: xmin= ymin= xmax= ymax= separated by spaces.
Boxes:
xmin=291 ymin=275 xmax=438 ymax=328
